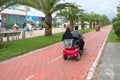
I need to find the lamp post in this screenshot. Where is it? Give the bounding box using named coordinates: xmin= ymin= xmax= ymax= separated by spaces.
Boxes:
xmin=22 ymin=2 xmax=27 ymax=39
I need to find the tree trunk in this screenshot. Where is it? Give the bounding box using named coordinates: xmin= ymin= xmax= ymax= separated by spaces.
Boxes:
xmin=96 ymin=20 xmax=99 ymax=27
xmin=89 ymin=21 xmax=92 ymax=28
xmin=44 ymin=14 xmax=52 ymax=36
xmin=93 ymin=21 xmax=96 ymax=28
xmin=81 ymin=20 xmax=84 ymax=29
xmin=70 ymin=21 xmax=74 ymax=31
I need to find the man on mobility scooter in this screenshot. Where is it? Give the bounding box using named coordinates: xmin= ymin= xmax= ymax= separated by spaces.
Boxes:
xmin=95 ymin=24 xmax=100 ymax=31
xmin=71 ymin=25 xmax=85 ymax=53
xmin=62 ymin=26 xmax=85 ymax=61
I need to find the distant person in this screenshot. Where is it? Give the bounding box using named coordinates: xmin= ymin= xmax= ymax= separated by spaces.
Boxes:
xmin=71 ymin=25 xmax=85 ymax=52
xmin=22 ymin=22 xmax=26 ymax=39
xmin=26 ymin=23 xmax=32 ymax=35
xmin=64 ymin=23 xmax=66 ymax=28
xmin=0 ymin=20 xmax=1 ymax=31
xmin=22 ymin=22 xmax=26 ymax=29
xmin=96 ymin=24 xmax=100 ymax=31
xmin=13 ymin=23 xmax=19 ymax=31
xmin=31 ymin=23 xmax=34 ymax=32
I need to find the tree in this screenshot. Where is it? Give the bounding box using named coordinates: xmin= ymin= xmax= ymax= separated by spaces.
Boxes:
xmin=89 ymin=12 xmax=102 ymax=28
xmin=113 ymin=21 xmax=120 ymax=38
xmin=112 ymin=2 xmax=120 ymax=22
xmin=0 ymin=0 xmax=17 ymax=11
xmin=88 ymin=12 xmax=96 ymax=28
xmin=79 ymin=10 xmax=88 ymax=29
xmin=0 ymin=0 xmax=74 ymax=36
xmin=56 ymin=6 xmax=81 ymax=31
xmin=24 ymin=0 xmax=75 ymax=36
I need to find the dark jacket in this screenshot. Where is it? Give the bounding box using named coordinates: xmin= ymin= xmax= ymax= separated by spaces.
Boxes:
xmin=62 ymin=28 xmax=73 ymax=41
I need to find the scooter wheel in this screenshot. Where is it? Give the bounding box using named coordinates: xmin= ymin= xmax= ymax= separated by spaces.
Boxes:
xmin=76 ymin=53 xmax=80 ymax=61
xmin=63 ymin=55 xmax=68 ymax=60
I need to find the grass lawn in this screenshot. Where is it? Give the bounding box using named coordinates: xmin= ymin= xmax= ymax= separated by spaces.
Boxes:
xmin=0 ymin=28 xmax=94 ymax=62
xmin=107 ymin=28 xmax=120 ymax=42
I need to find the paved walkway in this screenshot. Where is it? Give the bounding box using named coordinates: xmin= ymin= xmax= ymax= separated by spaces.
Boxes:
xmin=24 ymin=28 xmax=66 ymax=38
xmin=97 ymin=42 xmax=120 ymax=80
xmin=0 ymin=25 xmax=112 ymax=80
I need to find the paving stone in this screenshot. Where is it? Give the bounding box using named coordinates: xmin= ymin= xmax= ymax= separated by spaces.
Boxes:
xmin=0 ymin=25 xmax=112 ymax=80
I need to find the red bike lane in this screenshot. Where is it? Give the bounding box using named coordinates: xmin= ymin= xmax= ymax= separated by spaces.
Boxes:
xmin=0 ymin=25 xmax=112 ymax=80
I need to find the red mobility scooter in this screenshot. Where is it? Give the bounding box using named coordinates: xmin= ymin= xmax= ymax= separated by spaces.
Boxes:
xmin=96 ymin=27 xmax=100 ymax=31
xmin=95 ymin=26 xmax=100 ymax=31
xmin=63 ymin=39 xmax=82 ymax=61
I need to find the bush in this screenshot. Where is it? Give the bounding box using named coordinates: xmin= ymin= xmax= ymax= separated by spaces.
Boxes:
xmin=115 ymin=27 xmax=120 ymax=38
xmin=113 ymin=21 xmax=120 ymax=38
xmin=113 ymin=21 xmax=120 ymax=30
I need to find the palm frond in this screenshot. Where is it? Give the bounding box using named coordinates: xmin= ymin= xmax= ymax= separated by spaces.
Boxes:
xmin=51 ymin=3 xmax=76 ymax=13
xmin=56 ymin=6 xmax=81 ymax=21
xmin=0 ymin=0 xmax=17 ymax=11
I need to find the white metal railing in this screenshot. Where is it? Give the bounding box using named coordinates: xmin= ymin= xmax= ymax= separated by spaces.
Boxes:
xmin=0 ymin=31 xmax=21 ymax=42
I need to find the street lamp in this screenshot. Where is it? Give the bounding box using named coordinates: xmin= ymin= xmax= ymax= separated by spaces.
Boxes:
xmin=22 ymin=1 xmax=27 ymax=39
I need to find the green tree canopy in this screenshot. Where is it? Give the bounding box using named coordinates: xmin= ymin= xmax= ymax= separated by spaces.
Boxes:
xmin=0 ymin=0 xmax=75 ymax=36
xmin=56 ymin=5 xmax=83 ymax=30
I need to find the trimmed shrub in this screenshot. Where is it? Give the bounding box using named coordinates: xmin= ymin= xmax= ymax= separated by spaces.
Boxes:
xmin=113 ymin=21 xmax=120 ymax=38
xmin=113 ymin=21 xmax=120 ymax=30
xmin=115 ymin=27 xmax=120 ymax=38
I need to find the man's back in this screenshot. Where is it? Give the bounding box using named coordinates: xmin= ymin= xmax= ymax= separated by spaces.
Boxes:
xmin=72 ymin=25 xmax=85 ymax=51
xmin=71 ymin=30 xmax=82 ymax=39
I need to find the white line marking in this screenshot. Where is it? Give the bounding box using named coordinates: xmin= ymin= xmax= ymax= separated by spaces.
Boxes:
xmin=25 ymin=55 xmax=62 ymax=80
xmin=47 ymin=55 xmax=63 ymax=64
xmin=86 ymin=29 xmax=110 ymax=80
xmin=85 ymin=35 xmax=96 ymax=42
xmin=25 ymin=75 xmax=34 ymax=80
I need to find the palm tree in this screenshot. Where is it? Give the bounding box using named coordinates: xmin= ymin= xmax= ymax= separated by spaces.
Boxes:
xmin=89 ymin=12 xmax=98 ymax=28
xmin=102 ymin=15 xmax=110 ymax=25
xmin=0 ymin=0 xmax=16 ymax=11
xmin=112 ymin=3 xmax=120 ymax=22
xmin=79 ymin=11 xmax=88 ymax=29
xmin=24 ymin=0 xmax=75 ymax=36
xmin=88 ymin=12 xmax=110 ymax=28
xmin=88 ymin=15 xmax=92 ymax=28
xmin=88 ymin=12 xmax=96 ymax=28
xmin=56 ymin=6 xmax=81 ymax=31
xmin=0 ymin=0 xmax=74 ymax=36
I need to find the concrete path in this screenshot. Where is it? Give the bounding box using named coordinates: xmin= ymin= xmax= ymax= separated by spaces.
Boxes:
xmin=97 ymin=43 xmax=120 ymax=80
xmin=0 ymin=25 xmax=112 ymax=80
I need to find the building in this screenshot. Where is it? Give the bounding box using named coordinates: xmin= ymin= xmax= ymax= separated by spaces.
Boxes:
xmin=0 ymin=4 xmax=45 ymax=29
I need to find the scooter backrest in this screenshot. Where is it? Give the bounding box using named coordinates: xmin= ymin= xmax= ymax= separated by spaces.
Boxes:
xmin=63 ymin=39 xmax=73 ymax=48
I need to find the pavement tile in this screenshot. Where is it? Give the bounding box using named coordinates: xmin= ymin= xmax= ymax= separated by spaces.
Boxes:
xmin=0 ymin=25 xmax=112 ymax=80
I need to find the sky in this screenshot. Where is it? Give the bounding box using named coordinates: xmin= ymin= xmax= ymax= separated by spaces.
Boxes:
xmin=60 ymin=0 xmax=120 ymax=21
xmin=1 ymin=0 xmax=119 ymax=21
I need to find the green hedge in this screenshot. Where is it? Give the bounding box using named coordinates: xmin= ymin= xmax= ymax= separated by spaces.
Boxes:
xmin=113 ymin=21 xmax=120 ymax=38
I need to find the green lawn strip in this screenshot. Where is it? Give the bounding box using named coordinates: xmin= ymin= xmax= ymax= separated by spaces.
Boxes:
xmin=107 ymin=28 xmax=120 ymax=42
xmin=0 ymin=28 xmax=94 ymax=61
xmin=79 ymin=28 xmax=94 ymax=33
